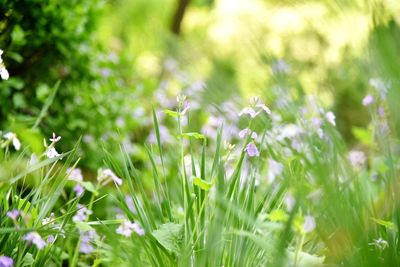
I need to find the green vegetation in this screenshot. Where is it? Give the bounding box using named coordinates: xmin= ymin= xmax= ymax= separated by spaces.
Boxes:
xmin=1 ymin=0 xmax=400 ymax=266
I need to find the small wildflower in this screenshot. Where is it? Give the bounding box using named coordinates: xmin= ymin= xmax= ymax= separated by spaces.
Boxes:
xmin=325 ymin=111 xmax=336 ymax=126
xmin=3 ymin=132 xmax=21 ymax=151
xmin=116 ymin=220 xmax=145 ymax=237
xmin=369 ymin=238 xmax=389 ymax=250
xmin=79 ymin=230 xmax=97 ymax=254
xmin=42 ymin=213 xmax=55 ymax=225
xmin=239 ymin=107 xmax=258 ymax=118
xmin=348 ymin=150 xmax=366 ymax=168
xmin=244 ymin=143 xmax=259 ymax=157
xmin=238 ymin=128 xmax=258 ymax=139
xmin=73 ymin=184 xmax=84 ymax=197
xmin=0 ymin=49 xmax=10 ymax=80
xmin=49 ymin=133 xmax=61 ymax=143
xmin=362 ymin=94 xmax=374 ymax=106
xmin=125 ymin=195 xmax=137 ymax=214
xmin=29 ymin=153 xmax=38 ymax=166
xmin=73 ymin=204 xmax=92 ymax=222
xmin=0 ymin=255 xmax=13 ymax=267
xmin=23 ymin=232 xmax=46 ymax=250
xmin=271 ymin=59 xmax=290 ymax=75
xmin=67 ymin=168 xmax=83 ymax=182
xmin=46 ymin=235 xmax=55 ymax=244
xmin=378 ymin=106 xmax=385 ymax=117
xmin=97 ymin=168 xmax=123 ymax=186
xmin=303 ymin=215 xmax=316 ymax=233
xmin=46 ymin=147 xmax=60 ymax=159
xmin=284 ymin=193 xmax=296 ymax=211
xmin=6 ymin=209 xmax=20 ymax=221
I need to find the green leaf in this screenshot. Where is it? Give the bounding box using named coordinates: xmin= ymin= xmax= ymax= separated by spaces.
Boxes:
xmin=352 ymin=126 xmax=373 ymax=146
xmin=75 ymin=221 xmax=94 ymax=232
xmin=21 ymin=253 xmax=34 ymax=266
xmin=152 ymin=223 xmax=183 ymax=255
xmin=181 ymin=132 xmax=206 ymax=140
xmin=372 ymin=218 xmax=394 ymax=229
xmin=267 ymin=209 xmax=287 ymax=222
xmin=193 ymin=177 xmax=213 ymax=191
xmin=163 ymin=109 xmax=179 ymax=118
xmin=80 ymin=181 xmax=98 ymax=195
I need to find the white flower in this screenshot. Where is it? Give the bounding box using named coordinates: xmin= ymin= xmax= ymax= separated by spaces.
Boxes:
xmin=0 ymin=49 xmax=9 ymax=80
xmin=67 ymin=168 xmax=83 ymax=182
xmin=97 ymin=168 xmax=123 ymax=186
xmin=284 ymin=193 xmax=296 ymax=211
xmin=239 ymin=97 xmax=271 ymax=118
xmin=303 ymin=215 xmax=316 ymax=233
xmin=239 ymin=107 xmax=258 ymax=118
xmin=49 ymin=133 xmax=61 ymax=143
xmin=348 ymin=150 xmax=366 ymax=168
xmin=46 ymin=147 xmax=60 ymax=158
xmin=116 ymin=221 xmax=145 ymax=237
xmin=238 ymin=128 xmax=257 ymax=139
xmin=0 ymin=66 xmax=9 ymax=80
xmin=3 ymin=132 xmax=21 ymax=150
xmin=325 ymin=111 xmax=336 ymax=126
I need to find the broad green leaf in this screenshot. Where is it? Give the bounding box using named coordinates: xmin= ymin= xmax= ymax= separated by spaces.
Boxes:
xmin=267 ymin=209 xmax=287 ymax=222
xmin=181 ymin=132 xmax=206 ymax=140
xmin=163 ymin=109 xmax=179 ymax=118
xmin=193 ymin=177 xmax=213 ymax=191
xmin=75 ymin=221 xmax=94 ymax=232
xmin=80 ymin=181 xmax=98 ymax=195
xmin=152 ymin=223 xmax=183 ymax=255
xmin=372 ymin=218 xmax=394 ymax=229
xmin=352 ymin=126 xmax=373 ymax=146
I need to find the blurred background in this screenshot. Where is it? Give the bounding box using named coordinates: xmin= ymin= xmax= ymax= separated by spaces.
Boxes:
xmin=1 ymin=0 xmax=400 ymax=171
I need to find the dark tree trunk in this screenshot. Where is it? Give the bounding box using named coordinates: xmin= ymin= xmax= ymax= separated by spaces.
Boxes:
xmin=171 ymin=0 xmax=191 ymax=35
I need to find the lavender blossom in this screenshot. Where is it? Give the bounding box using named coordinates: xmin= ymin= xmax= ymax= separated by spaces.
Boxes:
xmin=303 ymin=215 xmax=316 ymax=233
xmin=74 ymin=184 xmax=84 ymax=197
xmin=0 ymin=255 xmax=13 ymax=267
xmin=73 ymin=204 xmax=93 ymax=222
xmin=67 ymin=168 xmax=83 ymax=182
xmin=362 ymin=94 xmax=374 ymax=106
xmin=6 ymin=209 xmax=20 ymax=220
xmin=23 ymin=232 xmax=46 ymax=250
xmin=116 ymin=221 xmax=145 ymax=237
xmin=97 ymin=168 xmax=123 ymax=186
xmin=244 ymin=143 xmax=259 ymax=157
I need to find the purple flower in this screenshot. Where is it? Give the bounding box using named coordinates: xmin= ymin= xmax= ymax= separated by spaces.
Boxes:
xmin=238 ymin=128 xmax=257 ymax=139
xmin=378 ymin=106 xmax=385 ymax=117
xmin=6 ymin=209 xmax=20 ymax=220
xmin=97 ymin=168 xmax=123 ymax=186
xmin=79 ymin=230 xmax=97 ymax=254
xmin=125 ymin=195 xmax=136 ymax=214
xmin=67 ymin=168 xmax=83 ymax=182
xmin=23 ymin=232 xmax=46 ymax=250
xmin=362 ymin=94 xmax=374 ymax=106
xmin=116 ymin=221 xmax=145 ymax=237
xmin=73 ymin=184 xmax=84 ymax=197
xmin=244 ymin=143 xmax=259 ymax=157
xmin=238 ymin=107 xmax=258 ymax=118
xmin=271 ymin=59 xmax=290 ymax=74
xmin=73 ymin=204 xmax=92 ymax=222
xmin=303 ymin=215 xmax=316 ymax=233
xmin=0 ymin=255 xmax=13 ymax=267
